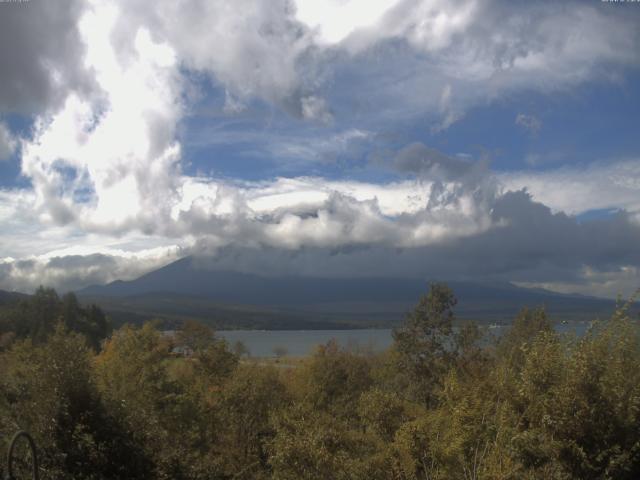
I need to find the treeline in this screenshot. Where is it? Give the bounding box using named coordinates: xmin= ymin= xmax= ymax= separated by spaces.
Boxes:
xmin=1 ymin=284 xmax=640 ymax=479
xmin=0 ymin=287 xmax=110 ymax=350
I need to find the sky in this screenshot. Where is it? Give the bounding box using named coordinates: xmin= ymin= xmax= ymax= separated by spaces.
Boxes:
xmin=0 ymin=0 xmax=640 ymax=298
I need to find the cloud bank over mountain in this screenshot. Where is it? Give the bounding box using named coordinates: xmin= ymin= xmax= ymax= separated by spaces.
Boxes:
xmin=0 ymin=0 xmax=639 ymax=297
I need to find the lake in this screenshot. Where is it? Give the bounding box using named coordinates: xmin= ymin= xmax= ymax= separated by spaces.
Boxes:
xmin=217 ymin=322 xmax=593 ymax=357
xmin=218 ymin=329 xmax=393 ymax=357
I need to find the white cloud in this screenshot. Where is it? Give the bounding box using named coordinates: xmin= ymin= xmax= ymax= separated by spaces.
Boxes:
xmin=20 ymin=0 xmax=183 ymax=232
xmin=0 ymin=245 xmax=183 ymax=293
xmin=379 ymin=0 xmax=639 ymax=82
xmin=0 ymin=185 xmax=186 ymax=292
xmin=16 ymin=0 xmax=640 ymax=230
xmin=1 ymin=0 xmax=640 ymax=298
xmin=500 ymin=159 xmax=640 ymax=217
xmin=167 ymin=169 xmax=493 ymax=250
xmin=244 ymin=177 xmax=429 ymax=216
xmin=293 ymin=0 xmax=401 ymax=44
xmin=517 ymin=266 xmax=640 ymax=300
xmin=112 ymin=0 xmax=318 ymax=114
xmin=2 ymin=168 xmax=640 ymax=297
xmin=322 ymin=0 xmax=640 ymax=129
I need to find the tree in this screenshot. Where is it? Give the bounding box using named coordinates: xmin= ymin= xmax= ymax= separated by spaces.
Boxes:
xmin=392 ymin=282 xmax=458 ymax=406
xmin=0 ymin=325 xmax=151 ymax=479
xmin=270 ymin=404 xmax=389 ymax=480
xmin=27 ymin=286 xmax=60 ymax=343
xmin=297 ymin=339 xmax=373 ymax=418
xmin=0 ymin=288 xmax=110 ymax=350
xmin=176 ymin=319 xmax=238 ymax=382
xmin=358 ymin=388 xmax=407 ymax=442
xmin=540 ymin=316 xmax=640 ymax=479
xmin=176 ymin=319 xmax=214 ymax=352
xmin=216 ymin=365 xmax=289 ymax=479
xmin=94 ymin=323 xmax=186 ymax=478
xmin=61 ymin=293 xmax=111 ymax=351
xmin=496 ymin=306 xmax=553 ymax=370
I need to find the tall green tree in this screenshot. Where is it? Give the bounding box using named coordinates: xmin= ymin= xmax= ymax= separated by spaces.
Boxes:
xmin=392 ymin=282 xmax=458 ymax=406
xmin=0 ymin=288 xmax=110 ymax=350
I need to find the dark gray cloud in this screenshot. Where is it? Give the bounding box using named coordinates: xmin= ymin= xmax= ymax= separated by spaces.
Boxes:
xmin=188 ymin=190 xmax=640 ymax=293
xmin=1 ymin=186 xmax=639 ymax=298
xmin=0 ymin=0 xmax=94 ymax=114
xmin=392 ymin=143 xmax=478 ymax=181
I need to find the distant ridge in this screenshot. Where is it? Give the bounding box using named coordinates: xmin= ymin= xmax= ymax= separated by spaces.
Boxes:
xmin=75 ymin=256 xmax=624 ymax=328
xmin=0 ymin=289 xmax=29 ymax=305
xmin=80 ymin=256 xmax=426 ymax=304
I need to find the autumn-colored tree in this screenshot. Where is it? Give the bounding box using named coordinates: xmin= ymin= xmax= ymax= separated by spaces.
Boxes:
xmin=270 ymin=404 xmax=391 ymax=480
xmin=1 ymin=283 xmax=639 ymax=480
xmin=95 ymin=323 xmax=191 ymax=478
xmin=296 ymin=339 xmax=373 ymax=418
xmin=215 ymin=365 xmax=289 ymax=478
xmin=0 ymin=325 xmax=151 ymax=479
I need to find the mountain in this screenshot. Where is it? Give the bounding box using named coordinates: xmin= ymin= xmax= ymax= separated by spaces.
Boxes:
xmin=76 ymin=256 xmax=625 ymax=329
xmin=80 ymin=257 xmax=427 ymax=304
xmin=0 ymin=289 xmax=29 ymax=305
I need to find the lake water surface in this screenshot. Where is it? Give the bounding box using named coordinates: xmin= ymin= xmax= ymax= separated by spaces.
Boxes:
xmin=218 ymin=322 xmax=592 ymax=357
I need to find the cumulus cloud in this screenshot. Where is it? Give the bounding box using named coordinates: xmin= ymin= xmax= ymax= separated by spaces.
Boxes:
xmin=0 ymin=160 xmax=492 ymax=293
xmin=20 ymin=2 xmax=183 ymax=231
xmin=0 ymin=246 xmax=182 ymax=293
xmin=1 ymin=0 xmax=640 ymax=298
xmin=166 ymin=166 xmax=493 ymax=250
xmin=15 ymin=0 xmax=640 ymax=236
xmin=2 ymin=142 xmax=497 ymax=287
xmin=17 ymin=0 xmax=326 ymax=235
xmin=0 ymin=0 xmax=94 ymax=114
xmin=500 ymin=159 xmax=640 ymax=217
xmin=354 ymin=0 xmax=640 ymax=78
xmin=318 ymin=0 xmax=640 ymax=129
xmin=293 ymin=0 xmax=400 ymax=44
xmin=111 ymin=0 xmax=319 ymax=116
xmin=3 ymin=152 xmax=640 ymax=297
xmin=185 ymin=190 xmax=640 ymax=298
xmin=16 ymin=8 xmax=499 ymax=255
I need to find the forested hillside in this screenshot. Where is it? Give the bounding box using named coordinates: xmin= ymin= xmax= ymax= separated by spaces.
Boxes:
xmin=1 ymin=284 xmax=639 ymax=479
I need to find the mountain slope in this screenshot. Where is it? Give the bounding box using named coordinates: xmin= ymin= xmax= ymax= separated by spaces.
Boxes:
xmin=0 ymin=289 xmax=29 ymax=305
xmin=80 ymin=257 xmax=427 ymax=305
xmin=77 ymin=256 xmax=623 ymax=327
